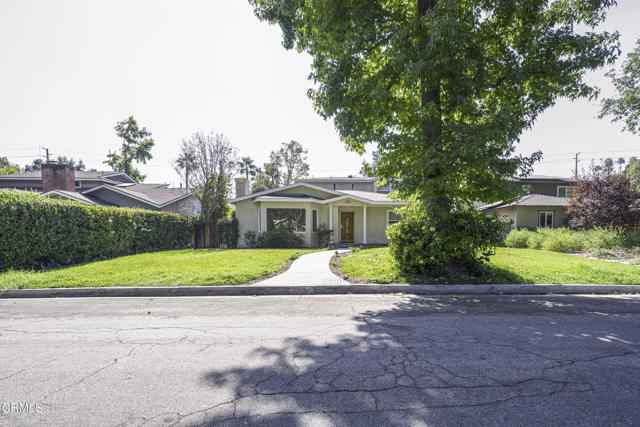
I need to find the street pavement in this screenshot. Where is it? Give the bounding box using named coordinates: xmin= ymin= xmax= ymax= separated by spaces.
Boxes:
xmin=0 ymin=294 xmax=639 ymax=426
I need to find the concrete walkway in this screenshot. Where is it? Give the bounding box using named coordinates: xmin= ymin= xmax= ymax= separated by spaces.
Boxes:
xmin=252 ymin=249 xmax=350 ymax=286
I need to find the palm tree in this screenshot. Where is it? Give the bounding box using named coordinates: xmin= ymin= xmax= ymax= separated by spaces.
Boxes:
xmin=174 ymin=151 xmax=196 ymax=189
xmin=238 ymin=156 xmax=257 ymax=181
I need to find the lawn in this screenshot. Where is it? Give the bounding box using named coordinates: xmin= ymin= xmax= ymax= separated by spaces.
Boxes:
xmin=339 ymin=247 xmax=640 ymax=285
xmin=0 ymin=249 xmax=314 ymax=289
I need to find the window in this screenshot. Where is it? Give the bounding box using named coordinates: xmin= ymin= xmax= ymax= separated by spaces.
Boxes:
xmin=75 ymin=180 xmax=81 ymax=189
xmin=267 ymin=208 xmax=306 ymax=232
xmin=387 ymin=210 xmax=401 ymax=226
xmin=557 ymin=186 xmax=575 ymax=197
xmin=312 ymin=209 xmax=318 ymax=232
xmin=539 ymin=211 xmax=554 ymax=228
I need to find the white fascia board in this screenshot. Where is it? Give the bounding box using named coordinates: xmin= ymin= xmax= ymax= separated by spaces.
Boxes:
xmin=253 ymin=196 xmax=325 ymax=203
xmin=319 ymin=194 xmax=407 ymax=205
xmin=230 ymin=182 xmax=342 ymax=203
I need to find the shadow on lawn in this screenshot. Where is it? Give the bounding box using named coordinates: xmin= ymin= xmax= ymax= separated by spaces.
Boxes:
xmin=192 ymin=295 xmax=640 ymax=425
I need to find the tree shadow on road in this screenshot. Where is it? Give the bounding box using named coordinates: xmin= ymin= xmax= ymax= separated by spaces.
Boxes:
xmin=192 ymin=295 xmax=640 ymax=425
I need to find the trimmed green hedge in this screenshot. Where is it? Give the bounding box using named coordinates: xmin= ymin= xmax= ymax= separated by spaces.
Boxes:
xmin=0 ymin=191 xmax=193 ymax=271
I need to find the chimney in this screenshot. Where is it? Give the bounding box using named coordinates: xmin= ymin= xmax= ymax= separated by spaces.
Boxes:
xmin=42 ymin=163 xmax=76 ymax=193
xmin=235 ymin=177 xmax=250 ymax=198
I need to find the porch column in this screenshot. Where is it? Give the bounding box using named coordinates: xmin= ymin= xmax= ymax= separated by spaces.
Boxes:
xmin=329 ymin=204 xmax=333 ymax=242
xmin=363 ymin=204 xmax=367 ymax=244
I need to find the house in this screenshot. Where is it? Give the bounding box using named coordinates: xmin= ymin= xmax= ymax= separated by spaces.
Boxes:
xmin=0 ymin=162 xmax=200 ymax=216
xmin=478 ymin=175 xmax=576 ymax=229
xmin=230 ymin=176 xmax=406 ymax=247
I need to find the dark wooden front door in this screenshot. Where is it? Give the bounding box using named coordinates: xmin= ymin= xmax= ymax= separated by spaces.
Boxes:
xmin=340 ymin=211 xmax=354 ymax=242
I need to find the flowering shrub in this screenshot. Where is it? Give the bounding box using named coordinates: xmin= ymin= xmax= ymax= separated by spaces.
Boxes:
xmin=387 ymin=199 xmax=502 ymax=277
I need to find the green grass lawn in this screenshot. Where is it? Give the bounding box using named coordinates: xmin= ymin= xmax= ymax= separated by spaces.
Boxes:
xmin=339 ymin=247 xmax=640 ymax=285
xmin=0 ymin=249 xmax=314 ymax=289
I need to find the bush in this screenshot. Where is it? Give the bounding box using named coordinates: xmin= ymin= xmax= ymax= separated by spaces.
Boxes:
xmin=540 ymin=229 xmax=584 ymax=252
xmin=528 ymin=228 xmax=553 ymax=249
xmin=504 ymin=229 xmax=534 ymax=248
xmin=314 ymin=224 xmax=333 ymax=248
xmin=387 ymin=200 xmax=503 ymax=277
xmin=582 ymin=227 xmax=625 ymax=250
xmin=0 ymin=191 xmax=193 ymax=271
xmin=244 ymin=231 xmax=258 ymax=248
xmin=257 ymin=228 xmax=305 ymax=248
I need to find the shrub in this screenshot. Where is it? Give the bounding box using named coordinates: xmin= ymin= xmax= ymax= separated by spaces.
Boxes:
xmin=387 ymin=200 xmax=503 ymax=277
xmin=528 ymin=228 xmax=553 ymax=249
xmin=504 ymin=229 xmax=534 ymax=248
xmin=582 ymin=227 xmax=625 ymax=251
xmin=257 ymin=228 xmax=305 ymax=248
xmin=540 ymin=229 xmax=584 ymax=252
xmin=314 ymin=224 xmax=333 ymax=248
xmin=0 ymin=191 xmax=193 ymax=271
xmin=244 ymin=231 xmax=258 ymax=248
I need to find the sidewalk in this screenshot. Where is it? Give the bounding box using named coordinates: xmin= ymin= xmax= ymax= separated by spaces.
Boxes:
xmin=253 ymin=249 xmax=350 ymax=286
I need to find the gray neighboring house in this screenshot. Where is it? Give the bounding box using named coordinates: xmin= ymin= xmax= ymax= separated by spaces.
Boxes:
xmin=231 ymin=176 xmax=405 ymax=248
xmin=479 ymin=175 xmax=576 ymax=229
xmin=0 ymin=162 xmax=200 ymax=216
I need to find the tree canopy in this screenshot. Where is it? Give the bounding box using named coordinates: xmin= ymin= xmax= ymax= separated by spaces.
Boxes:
xmin=600 ymin=38 xmax=640 ymax=135
xmin=105 ymin=116 xmax=155 ymax=183
xmin=250 ymin=0 xmax=619 ymax=213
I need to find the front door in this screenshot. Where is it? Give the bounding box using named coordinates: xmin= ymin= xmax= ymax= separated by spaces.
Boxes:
xmin=340 ymin=211 xmax=354 ymax=242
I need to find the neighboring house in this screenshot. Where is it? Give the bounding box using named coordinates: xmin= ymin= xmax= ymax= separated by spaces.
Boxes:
xmin=478 ymin=175 xmax=576 ymax=229
xmin=0 ymin=162 xmax=200 ymax=216
xmin=230 ymin=176 xmax=406 ymax=248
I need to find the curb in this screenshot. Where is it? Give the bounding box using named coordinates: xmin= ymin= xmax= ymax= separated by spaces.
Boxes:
xmin=2 ymin=283 xmax=640 ymax=298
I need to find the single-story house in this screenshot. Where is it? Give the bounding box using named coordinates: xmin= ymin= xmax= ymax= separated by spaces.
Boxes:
xmin=478 ymin=175 xmax=575 ymax=229
xmin=230 ymin=176 xmax=406 ymax=247
xmin=0 ymin=162 xmax=200 ymax=216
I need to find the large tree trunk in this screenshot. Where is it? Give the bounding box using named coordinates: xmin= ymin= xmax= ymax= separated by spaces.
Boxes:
xmin=418 ymin=0 xmax=449 ymax=218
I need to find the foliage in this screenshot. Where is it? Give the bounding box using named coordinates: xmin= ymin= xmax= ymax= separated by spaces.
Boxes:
xmin=22 ymin=156 xmax=86 ymax=172
xmin=272 ymin=140 xmax=310 ymax=185
xmin=626 ymin=158 xmax=640 ymax=191
xmin=504 ymin=229 xmax=535 ymax=249
xmin=105 ymin=116 xmax=155 ymax=183
xmin=173 ymin=146 xmax=197 ymax=189
xmin=582 ymin=227 xmax=626 ymax=251
xmin=314 ymin=223 xmax=333 ymax=248
xmin=250 ymin=0 xmax=618 ymax=211
xmin=178 ymin=132 xmax=237 ymax=229
xmin=23 ymin=158 xmax=43 ymax=172
xmin=0 ymin=156 xmax=20 ymax=175
xmin=387 ymin=198 xmax=503 ymax=277
xmin=568 ymin=167 xmax=640 ymax=230
xmin=0 ymin=191 xmax=193 ymax=271
xmin=540 ymin=229 xmax=585 ymax=253
xmin=339 ymin=247 xmax=640 ymax=285
xmin=238 ymin=156 xmax=257 ymax=181
xmin=244 ymin=231 xmax=258 ymax=248
xmin=1 ymin=249 xmax=314 ymax=289
xmin=600 ymin=38 xmax=640 ymax=135
xmin=215 ymin=215 xmax=240 ymax=248
xmin=257 ymin=228 xmax=305 ymax=248
xmin=251 ymin=167 xmax=278 ymax=193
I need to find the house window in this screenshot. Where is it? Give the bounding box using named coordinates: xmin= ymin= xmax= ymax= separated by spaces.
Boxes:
xmin=312 ymin=209 xmax=318 ymax=232
xmin=539 ymin=211 xmax=554 ymax=228
xmin=75 ymin=180 xmax=81 ymax=189
xmin=557 ymin=186 xmax=575 ymax=197
xmin=267 ymin=208 xmax=306 ymax=232
xmin=387 ymin=210 xmax=401 ymax=226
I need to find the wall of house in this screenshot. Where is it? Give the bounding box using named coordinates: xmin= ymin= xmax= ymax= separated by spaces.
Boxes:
xmin=526 ymin=182 xmax=572 ymax=197
xmin=490 ymin=207 xmax=518 ymax=230
xmin=235 ymin=198 xmax=260 ymax=247
xmin=162 ymin=196 xmax=201 ymax=217
xmin=302 ymin=181 xmax=376 ymax=192
xmin=366 ymin=206 xmax=392 ymax=243
xmin=276 ymin=186 xmax=335 ymax=199
xmin=515 ymin=206 xmax=569 ymax=228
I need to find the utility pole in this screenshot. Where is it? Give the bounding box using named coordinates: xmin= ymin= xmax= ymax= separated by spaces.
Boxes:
xmin=574 ymin=152 xmax=580 ymax=180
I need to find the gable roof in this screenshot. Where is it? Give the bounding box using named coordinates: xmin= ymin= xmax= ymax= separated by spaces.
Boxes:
xmin=230 ymin=182 xmax=342 ymax=203
xmin=82 ymin=184 xmax=194 ymax=208
xmin=479 ymin=194 xmax=570 ymax=211
xmin=42 ymin=190 xmax=99 ymax=205
xmin=0 ymin=170 xmax=136 ymax=183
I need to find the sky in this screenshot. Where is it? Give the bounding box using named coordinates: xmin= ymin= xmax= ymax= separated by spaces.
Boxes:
xmin=1 ymin=0 xmax=639 ymax=186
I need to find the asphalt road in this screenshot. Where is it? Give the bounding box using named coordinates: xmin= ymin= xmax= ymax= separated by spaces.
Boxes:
xmin=1 ymin=295 xmax=639 ymax=426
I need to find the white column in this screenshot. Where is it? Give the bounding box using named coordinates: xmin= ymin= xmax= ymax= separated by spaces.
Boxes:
xmin=363 ymin=204 xmax=367 ymax=244
xmin=329 ymin=204 xmax=333 ymax=242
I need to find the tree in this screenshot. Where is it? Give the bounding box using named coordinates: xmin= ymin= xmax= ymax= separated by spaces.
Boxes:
xmin=0 ymin=157 xmax=20 ymax=175
xmin=23 ymin=158 xmax=43 ymax=172
xmin=272 ymin=140 xmax=310 ymax=185
xmin=249 ymin=0 xmax=619 ymax=272
xmin=177 ymin=132 xmax=237 ymax=224
xmin=105 ymin=116 xmax=154 ymax=183
xmin=251 ymin=167 xmax=277 ymax=193
xmin=600 ymin=38 xmax=640 ymax=135
xmin=626 ymin=157 xmax=640 ymax=191
xmin=173 ymin=146 xmax=196 ymax=189
xmin=238 ymin=156 xmax=257 ymax=181
xmin=23 ymin=156 xmax=85 ymax=172
xmin=568 ymin=166 xmax=640 ymax=230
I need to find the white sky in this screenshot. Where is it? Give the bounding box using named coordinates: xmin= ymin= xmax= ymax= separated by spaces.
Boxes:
xmin=1 ymin=0 xmax=639 ymax=185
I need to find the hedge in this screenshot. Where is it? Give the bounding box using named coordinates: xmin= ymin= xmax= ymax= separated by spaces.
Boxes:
xmin=0 ymin=191 xmax=194 ymax=271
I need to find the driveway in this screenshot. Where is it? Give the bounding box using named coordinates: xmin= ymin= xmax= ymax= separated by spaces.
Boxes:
xmin=252 ymin=249 xmax=349 ymax=286
xmin=1 ymin=295 xmax=639 ymax=426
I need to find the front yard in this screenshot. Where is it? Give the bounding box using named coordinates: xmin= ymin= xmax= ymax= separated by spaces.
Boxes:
xmin=339 ymin=247 xmax=640 ymax=285
xmin=0 ymin=249 xmax=313 ymax=289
